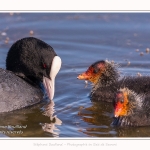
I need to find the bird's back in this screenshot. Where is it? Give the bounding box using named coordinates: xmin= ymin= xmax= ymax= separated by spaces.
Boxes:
xmin=119 ymin=76 xmax=150 ymax=94
xmin=0 ymin=68 xmax=43 ymax=113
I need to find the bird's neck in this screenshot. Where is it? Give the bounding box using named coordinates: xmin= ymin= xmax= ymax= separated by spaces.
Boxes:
xmin=92 ymin=64 xmax=119 ymax=93
xmin=15 ymin=72 xmax=40 ymax=87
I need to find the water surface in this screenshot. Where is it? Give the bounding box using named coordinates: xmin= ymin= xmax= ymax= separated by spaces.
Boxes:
xmin=0 ymin=13 xmax=150 ymax=137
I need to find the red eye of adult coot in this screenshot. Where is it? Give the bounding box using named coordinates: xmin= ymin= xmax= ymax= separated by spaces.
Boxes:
xmin=42 ymin=63 xmax=47 ymax=69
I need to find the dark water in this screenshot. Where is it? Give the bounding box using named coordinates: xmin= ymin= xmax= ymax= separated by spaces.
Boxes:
xmin=0 ymin=13 xmax=150 ymax=137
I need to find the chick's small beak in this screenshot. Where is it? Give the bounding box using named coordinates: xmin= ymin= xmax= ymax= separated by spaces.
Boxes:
xmin=114 ymin=102 xmax=123 ymax=117
xmin=43 ymin=56 xmax=61 ymax=100
xmin=77 ymin=72 xmax=89 ymax=80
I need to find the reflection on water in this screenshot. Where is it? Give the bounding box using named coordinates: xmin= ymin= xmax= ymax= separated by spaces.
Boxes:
xmin=78 ymin=101 xmax=116 ymax=137
xmin=78 ymin=100 xmax=150 ymax=137
xmin=0 ymin=100 xmax=62 ymax=137
xmin=40 ymin=100 xmax=62 ymax=136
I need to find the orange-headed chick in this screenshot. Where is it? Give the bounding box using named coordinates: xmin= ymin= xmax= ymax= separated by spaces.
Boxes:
xmin=112 ymin=88 xmax=150 ymax=127
xmin=77 ymin=60 xmax=119 ymax=102
xmin=77 ymin=60 xmax=150 ymax=103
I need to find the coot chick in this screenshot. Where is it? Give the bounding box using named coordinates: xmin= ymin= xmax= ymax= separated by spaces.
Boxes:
xmin=0 ymin=37 xmax=61 ymax=113
xmin=77 ymin=60 xmax=150 ymax=102
xmin=112 ymin=88 xmax=150 ymax=127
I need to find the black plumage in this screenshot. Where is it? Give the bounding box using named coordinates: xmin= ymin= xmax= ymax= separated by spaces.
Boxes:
xmin=0 ymin=37 xmax=60 ymax=113
xmin=6 ymin=37 xmax=57 ymax=85
xmin=0 ymin=68 xmax=43 ymax=113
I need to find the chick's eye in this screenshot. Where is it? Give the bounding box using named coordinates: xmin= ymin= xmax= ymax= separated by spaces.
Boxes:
xmin=120 ymin=98 xmax=124 ymax=103
xmin=116 ymin=97 xmax=124 ymax=103
xmin=93 ymin=67 xmax=100 ymax=73
xmin=93 ymin=69 xmax=97 ymax=73
xmin=116 ymin=92 xmax=124 ymax=103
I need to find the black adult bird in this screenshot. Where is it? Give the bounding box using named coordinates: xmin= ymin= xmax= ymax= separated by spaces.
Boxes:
xmin=112 ymin=88 xmax=150 ymax=127
xmin=0 ymin=37 xmax=61 ymax=113
xmin=77 ymin=60 xmax=150 ymax=102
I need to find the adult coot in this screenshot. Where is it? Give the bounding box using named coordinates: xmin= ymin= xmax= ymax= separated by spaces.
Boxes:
xmin=0 ymin=37 xmax=61 ymax=113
